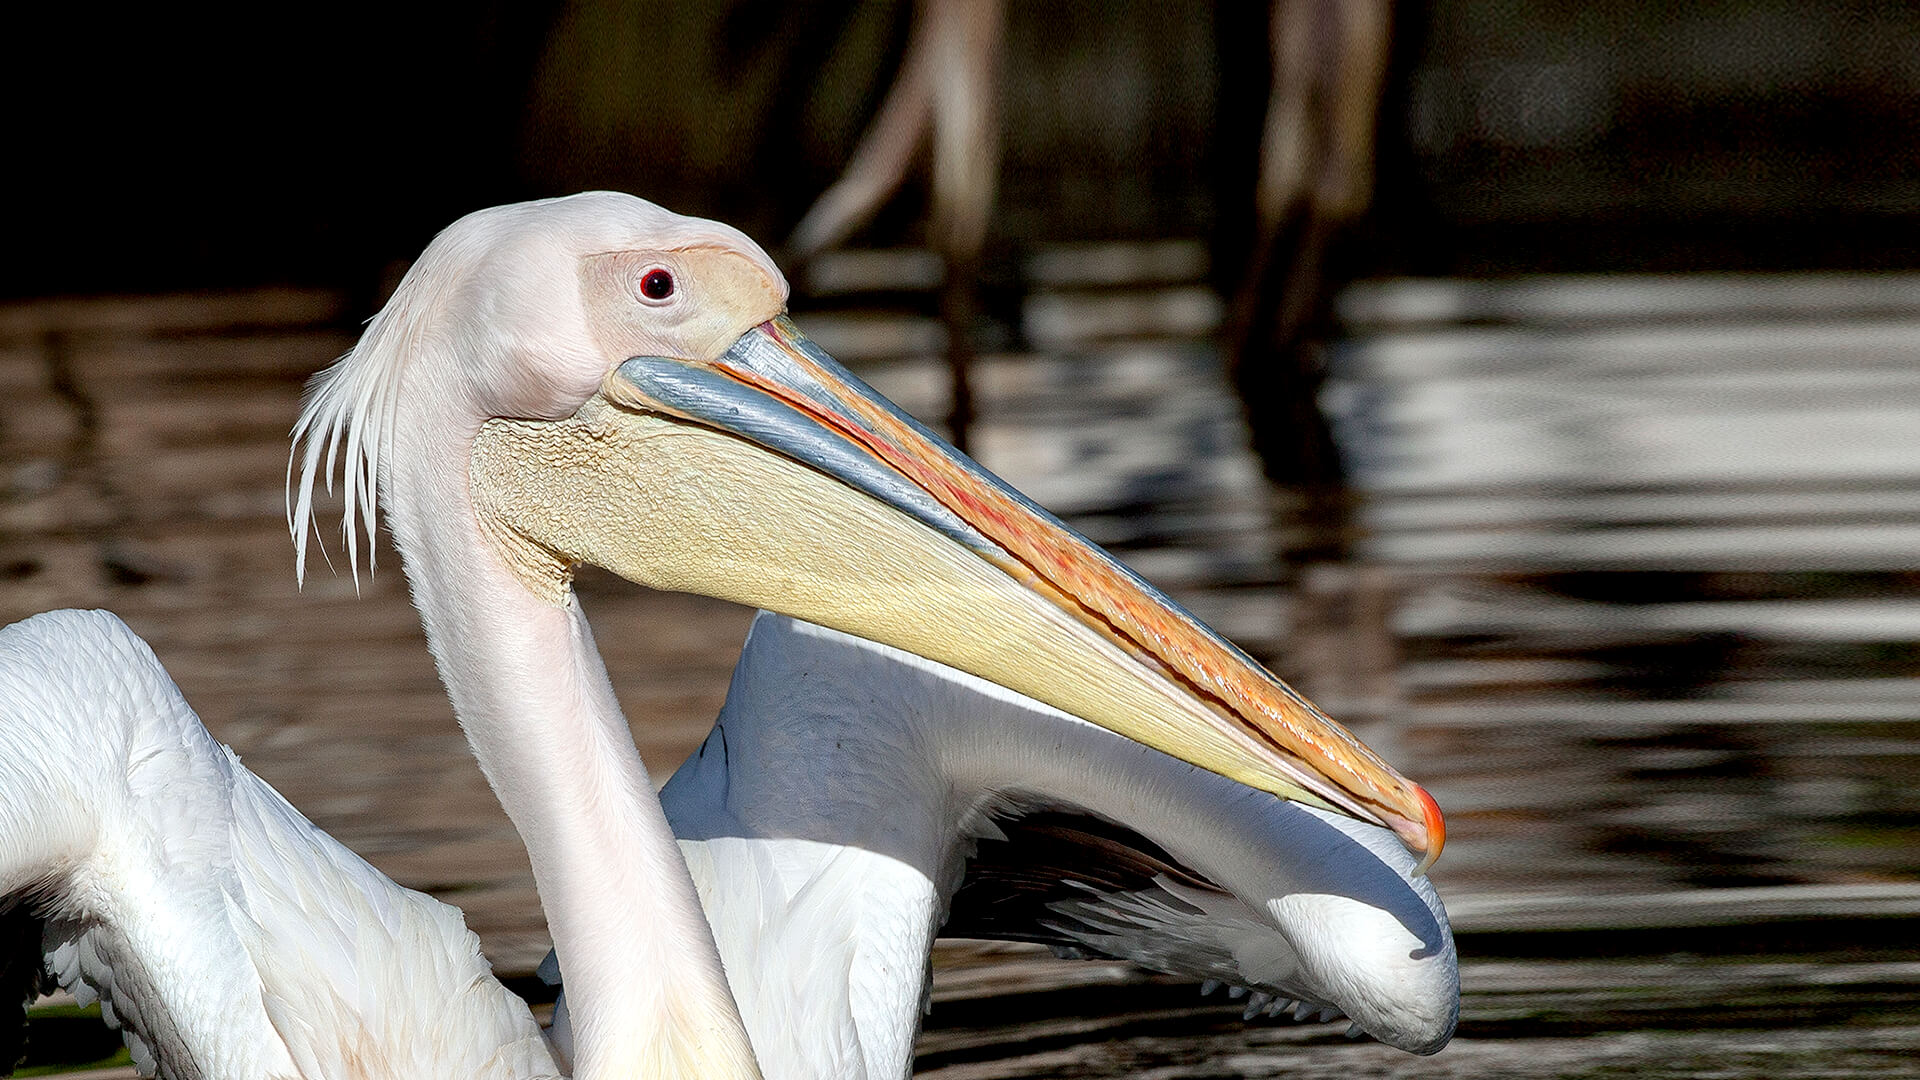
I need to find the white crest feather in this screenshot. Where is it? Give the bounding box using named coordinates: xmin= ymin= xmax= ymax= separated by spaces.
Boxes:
xmin=287 ymin=258 xmax=446 ymax=588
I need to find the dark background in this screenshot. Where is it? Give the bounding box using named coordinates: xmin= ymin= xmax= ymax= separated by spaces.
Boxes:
xmin=9 ymin=0 xmax=1920 ymax=301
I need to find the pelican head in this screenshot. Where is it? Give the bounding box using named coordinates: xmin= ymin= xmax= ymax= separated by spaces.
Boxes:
xmin=290 ymin=191 xmax=1442 ymax=867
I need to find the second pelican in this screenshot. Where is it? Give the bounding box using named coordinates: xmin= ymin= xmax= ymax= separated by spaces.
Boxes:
xmin=548 ymin=613 xmax=1458 ymax=1078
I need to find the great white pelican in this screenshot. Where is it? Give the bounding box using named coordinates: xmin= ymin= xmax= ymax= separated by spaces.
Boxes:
xmin=281 ymin=191 xmax=1440 ymax=1079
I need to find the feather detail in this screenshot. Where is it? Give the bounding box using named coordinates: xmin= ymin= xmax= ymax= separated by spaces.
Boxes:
xmin=949 ymin=808 xmax=1360 ymax=1027
xmin=222 ymin=763 xmax=560 ymax=1080
xmin=287 ymin=246 xmax=456 ymax=588
xmin=680 ymin=838 xmax=871 ymax=1080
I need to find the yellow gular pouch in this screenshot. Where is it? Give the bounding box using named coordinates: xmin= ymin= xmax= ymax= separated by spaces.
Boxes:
xmin=468 ymin=395 xmax=1343 ymax=816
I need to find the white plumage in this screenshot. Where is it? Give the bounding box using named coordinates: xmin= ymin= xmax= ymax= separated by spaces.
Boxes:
xmin=1 ymin=608 xmax=1454 ymax=1080
xmin=0 ymin=609 xmax=559 ymax=1080
xmin=554 ymin=612 xmax=1458 ymax=1078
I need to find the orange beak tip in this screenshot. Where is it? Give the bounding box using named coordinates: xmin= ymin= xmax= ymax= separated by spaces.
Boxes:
xmin=1409 ymin=784 xmax=1446 ymax=877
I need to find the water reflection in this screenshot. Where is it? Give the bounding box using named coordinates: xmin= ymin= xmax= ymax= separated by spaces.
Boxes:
xmin=4 ymin=265 xmax=1916 ymax=1075
xmin=893 ymin=267 xmax=1920 ymax=1074
xmin=1320 ymin=275 xmax=1920 ymax=904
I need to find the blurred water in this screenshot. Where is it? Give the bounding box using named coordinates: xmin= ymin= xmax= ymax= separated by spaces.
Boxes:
xmin=1325 ymin=276 xmax=1920 ymax=899
xmin=2 ymin=263 xmax=1917 ymax=1076
xmin=817 ymin=264 xmax=1920 ymax=901
xmin=815 ymin=262 xmax=1920 ymax=1075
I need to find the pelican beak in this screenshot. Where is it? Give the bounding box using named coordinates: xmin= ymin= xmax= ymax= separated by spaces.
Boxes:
xmin=469 ymin=315 xmax=1443 ymax=870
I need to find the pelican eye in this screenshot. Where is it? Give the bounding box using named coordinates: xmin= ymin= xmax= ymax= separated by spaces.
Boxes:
xmin=639 ymin=268 xmax=675 ymax=301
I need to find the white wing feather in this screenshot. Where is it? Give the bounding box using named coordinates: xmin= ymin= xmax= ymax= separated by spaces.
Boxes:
xmin=222 ymin=761 xmax=561 ymax=1080
xmin=0 ymin=610 xmax=562 ymax=1080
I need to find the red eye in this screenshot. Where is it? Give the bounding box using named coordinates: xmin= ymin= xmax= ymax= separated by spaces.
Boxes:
xmin=640 ymin=268 xmax=675 ymax=300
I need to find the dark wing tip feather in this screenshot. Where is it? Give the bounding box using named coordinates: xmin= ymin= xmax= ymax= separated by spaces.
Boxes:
xmin=941 ymin=809 xmax=1228 ymax=952
xmin=0 ymin=907 xmax=53 ymax=1077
